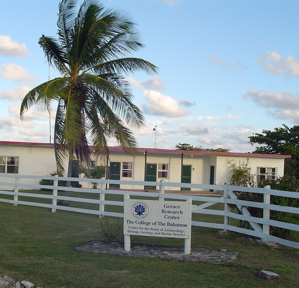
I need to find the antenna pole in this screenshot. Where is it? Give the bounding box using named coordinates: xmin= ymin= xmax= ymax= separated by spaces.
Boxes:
xmin=153 ymin=126 xmax=157 ymax=148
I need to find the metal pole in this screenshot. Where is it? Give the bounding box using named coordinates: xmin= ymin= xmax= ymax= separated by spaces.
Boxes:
xmin=153 ymin=126 xmax=157 ymax=148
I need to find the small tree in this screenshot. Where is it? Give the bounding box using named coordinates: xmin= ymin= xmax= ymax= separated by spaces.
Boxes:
xmin=82 ymin=166 xmax=105 ymax=189
xmin=228 ymin=159 xmax=255 ymax=187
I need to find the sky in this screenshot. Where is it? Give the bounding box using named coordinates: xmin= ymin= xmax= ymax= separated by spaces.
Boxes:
xmin=1 ymin=0 xmax=299 ymax=153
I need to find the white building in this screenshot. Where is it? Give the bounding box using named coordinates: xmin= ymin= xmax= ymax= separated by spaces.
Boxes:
xmin=0 ymin=141 xmax=291 ymax=190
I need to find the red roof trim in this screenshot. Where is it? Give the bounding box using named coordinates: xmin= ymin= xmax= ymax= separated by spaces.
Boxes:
xmin=0 ymin=141 xmax=291 ymax=159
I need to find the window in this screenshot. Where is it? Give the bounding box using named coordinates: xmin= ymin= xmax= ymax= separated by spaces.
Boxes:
xmin=158 ymin=163 xmax=168 ymax=178
xmin=0 ymin=156 xmax=19 ymax=174
xmin=122 ymin=162 xmax=132 ymax=177
xmin=256 ymin=167 xmax=276 ymax=181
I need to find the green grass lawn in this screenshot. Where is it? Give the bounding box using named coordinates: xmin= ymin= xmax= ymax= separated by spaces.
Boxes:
xmin=0 ymin=202 xmax=299 ymax=288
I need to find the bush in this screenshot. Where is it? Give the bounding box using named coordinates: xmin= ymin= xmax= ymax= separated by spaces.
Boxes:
xmin=82 ymin=166 xmax=105 ymax=189
xmin=39 ymin=173 xmax=66 ymax=191
xmin=99 ymin=217 xmax=124 ymax=243
xmin=228 ymin=161 xmax=299 ymax=239
xmin=257 ymin=176 xmax=299 ymax=238
xmin=228 ymin=159 xmax=256 ymax=187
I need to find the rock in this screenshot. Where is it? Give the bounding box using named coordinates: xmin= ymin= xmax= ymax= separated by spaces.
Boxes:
xmin=21 ymin=281 xmax=35 ymax=288
xmin=0 ymin=276 xmax=40 ymax=288
xmin=0 ymin=276 xmax=16 ymax=288
xmin=256 ymin=269 xmax=281 ymax=280
xmin=75 ymin=241 xmax=239 ymax=265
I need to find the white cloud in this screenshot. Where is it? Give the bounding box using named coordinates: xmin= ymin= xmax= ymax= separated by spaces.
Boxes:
xmin=133 ymin=114 xmax=255 ymax=152
xmin=127 ymin=77 xmax=166 ymax=90
xmin=142 ymin=89 xmax=190 ymax=117
xmin=0 ymin=63 xmax=37 ymax=85
xmin=0 ymin=86 xmax=30 ymax=102
xmin=0 ymin=103 xmax=53 ymax=143
xmin=236 ymin=60 xmax=248 ymax=70
xmin=9 ymin=103 xmax=54 ymax=121
xmin=0 ymin=35 xmax=29 ymax=57
xmin=0 ymin=115 xmax=20 ymax=130
xmin=258 ymin=51 xmax=299 ymax=77
xmin=244 ymin=88 xmax=299 ymax=122
xmin=170 ymin=125 xmax=209 ymax=135
xmin=206 ymin=55 xmax=248 ymax=70
xmin=196 ymin=115 xmax=241 ymax=122
xmin=267 ymin=110 xmax=299 ymax=123
xmin=206 ymin=54 xmax=230 ymax=68
xmin=244 ymin=89 xmax=299 ymax=109
xmin=179 ymin=100 xmax=195 ymax=107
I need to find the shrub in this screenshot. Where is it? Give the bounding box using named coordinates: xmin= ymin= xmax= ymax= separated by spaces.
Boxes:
xmin=257 ymin=176 xmax=299 ymax=238
xmin=99 ymin=217 xmax=124 ymax=243
xmin=228 ymin=161 xmax=299 ymax=239
xmin=39 ymin=173 xmax=66 ymax=191
xmin=82 ymin=166 xmax=105 ymax=189
xmin=228 ymin=159 xmax=256 ymax=187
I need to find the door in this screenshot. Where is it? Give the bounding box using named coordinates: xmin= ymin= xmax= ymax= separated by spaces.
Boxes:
xmin=209 ymin=166 xmax=215 ymax=191
xmin=109 ymin=162 xmax=120 ymax=189
xmin=144 ymin=163 xmax=157 ymax=190
xmin=181 ymin=165 xmax=191 ymax=191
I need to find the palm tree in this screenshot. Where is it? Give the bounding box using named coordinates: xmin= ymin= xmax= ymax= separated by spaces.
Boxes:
xmin=20 ymin=0 xmax=157 ymax=179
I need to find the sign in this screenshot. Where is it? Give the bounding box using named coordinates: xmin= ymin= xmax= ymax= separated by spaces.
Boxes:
xmin=124 ymin=199 xmax=192 ymax=239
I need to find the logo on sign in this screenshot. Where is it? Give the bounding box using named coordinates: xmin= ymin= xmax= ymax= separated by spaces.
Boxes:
xmin=131 ymin=201 xmax=149 ymax=219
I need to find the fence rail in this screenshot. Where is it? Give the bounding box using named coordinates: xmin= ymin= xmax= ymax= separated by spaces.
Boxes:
xmin=0 ymin=174 xmax=299 ymax=249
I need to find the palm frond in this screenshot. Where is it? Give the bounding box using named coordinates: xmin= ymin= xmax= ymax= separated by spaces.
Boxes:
xmin=57 ymin=0 xmax=77 ymax=52
xmin=94 ymin=57 xmax=158 ymax=76
xmin=54 ymin=99 xmax=68 ymax=175
xmin=39 ymin=35 xmax=69 ymax=75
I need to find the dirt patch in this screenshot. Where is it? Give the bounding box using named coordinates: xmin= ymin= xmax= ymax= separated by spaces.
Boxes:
xmin=75 ymin=241 xmax=238 ymax=265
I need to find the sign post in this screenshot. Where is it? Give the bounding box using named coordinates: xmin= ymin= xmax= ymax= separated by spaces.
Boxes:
xmin=124 ymin=199 xmax=192 ymax=254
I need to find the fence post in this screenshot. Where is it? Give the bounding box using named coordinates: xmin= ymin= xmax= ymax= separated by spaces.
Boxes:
xmin=263 ymin=185 xmax=271 ymax=238
xmin=99 ymin=177 xmax=106 ymax=218
xmin=13 ymin=177 xmax=19 ymax=206
xmin=223 ymin=185 xmax=230 ymax=229
xmin=124 ymin=194 xmax=131 ymax=251
xmin=159 ymin=180 xmax=165 ymax=201
xmin=52 ymin=175 xmax=58 ymax=212
xmin=184 ymin=198 xmax=192 ymax=255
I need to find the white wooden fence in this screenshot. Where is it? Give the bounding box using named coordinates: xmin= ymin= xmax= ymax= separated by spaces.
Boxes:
xmin=0 ymin=174 xmax=299 ymax=249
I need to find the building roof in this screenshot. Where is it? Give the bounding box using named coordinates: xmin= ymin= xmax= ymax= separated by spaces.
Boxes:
xmin=0 ymin=141 xmax=291 ymax=159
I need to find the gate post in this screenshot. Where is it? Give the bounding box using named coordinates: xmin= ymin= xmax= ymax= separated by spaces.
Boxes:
xmin=124 ymin=194 xmax=131 ymax=251
xmin=13 ymin=177 xmax=19 ymax=206
xmin=52 ymin=175 xmax=58 ymax=212
xmin=223 ymin=185 xmax=230 ymax=229
xmin=263 ymin=185 xmax=271 ymax=237
xmin=159 ymin=179 xmax=165 ymax=201
xmin=99 ymin=177 xmax=106 ymax=218
xmin=184 ymin=198 xmax=192 ymax=255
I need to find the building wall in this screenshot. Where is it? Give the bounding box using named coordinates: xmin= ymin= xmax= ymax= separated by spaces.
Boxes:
xmin=94 ymin=152 xmax=210 ymax=191
xmin=0 ymin=143 xmax=287 ymax=191
xmin=215 ymin=156 xmax=285 ymax=185
xmin=0 ymin=145 xmax=56 ymax=188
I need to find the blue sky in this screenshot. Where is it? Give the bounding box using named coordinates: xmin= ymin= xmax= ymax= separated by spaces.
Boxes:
xmin=1 ymin=0 xmax=299 ymax=152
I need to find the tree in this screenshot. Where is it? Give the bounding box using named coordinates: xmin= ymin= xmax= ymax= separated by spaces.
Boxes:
xmin=228 ymin=159 xmax=255 ymax=187
xmin=175 ymin=143 xmax=199 ymax=150
xmin=175 ymin=143 xmax=229 ymax=152
xmin=249 ymin=124 xmax=299 ymax=177
xmin=20 ymin=0 xmax=157 ymax=179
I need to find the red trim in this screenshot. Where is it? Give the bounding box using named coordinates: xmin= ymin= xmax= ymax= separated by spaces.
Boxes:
xmin=0 ymin=140 xmax=291 ymax=159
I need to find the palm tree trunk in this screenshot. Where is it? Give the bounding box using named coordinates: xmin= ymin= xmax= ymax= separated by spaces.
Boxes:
xmin=59 ymin=149 xmax=73 ymax=206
